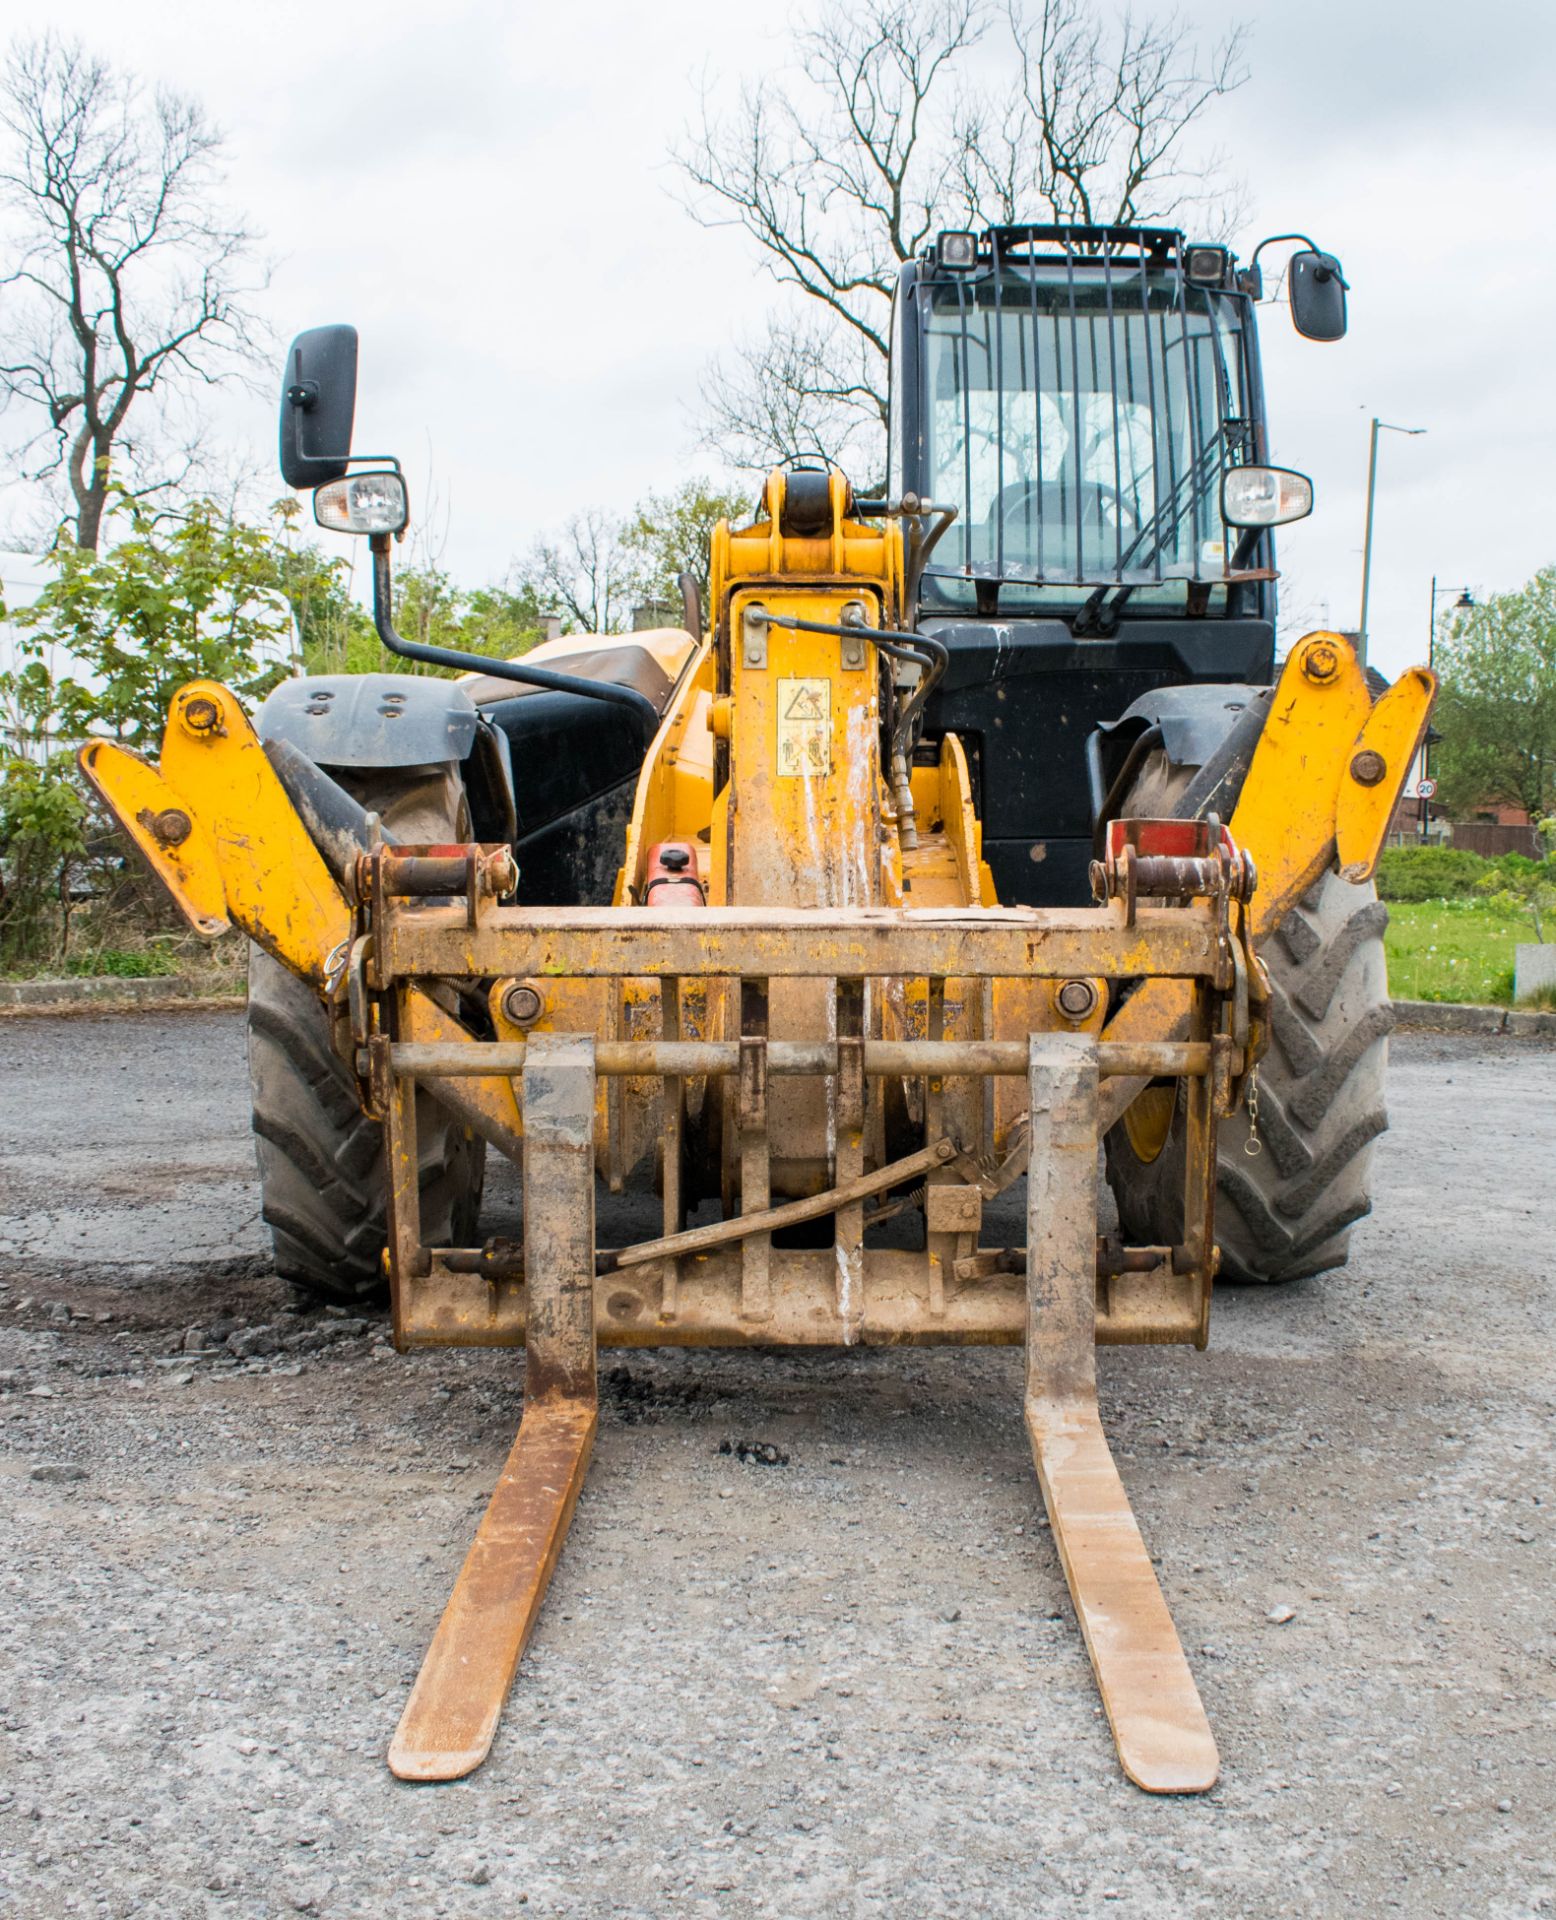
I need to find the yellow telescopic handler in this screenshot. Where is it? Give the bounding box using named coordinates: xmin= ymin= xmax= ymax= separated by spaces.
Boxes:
xmin=83 ymin=224 xmax=1433 ymax=1793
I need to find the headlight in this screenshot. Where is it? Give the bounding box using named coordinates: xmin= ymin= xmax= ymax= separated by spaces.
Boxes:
xmin=1221 ymin=465 xmax=1313 ymax=528
xmin=313 ymin=470 xmax=409 ymax=535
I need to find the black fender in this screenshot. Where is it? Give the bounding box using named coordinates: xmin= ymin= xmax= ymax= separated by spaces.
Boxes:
xmin=259 ymin=673 xmax=480 ymax=767
xmin=1087 ymin=682 xmax=1274 ymax=849
xmin=257 ymin=673 xmax=516 ymax=847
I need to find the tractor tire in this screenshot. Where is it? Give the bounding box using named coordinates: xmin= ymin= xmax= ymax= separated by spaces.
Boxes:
xmin=245 ymin=767 xmax=485 ymax=1305
xmin=1104 ymin=754 xmax=1392 ymax=1285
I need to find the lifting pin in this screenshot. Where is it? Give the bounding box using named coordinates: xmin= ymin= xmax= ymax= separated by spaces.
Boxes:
xmin=1349 ymin=749 xmax=1387 ymax=786
xmin=179 ymin=695 xmax=222 ymax=734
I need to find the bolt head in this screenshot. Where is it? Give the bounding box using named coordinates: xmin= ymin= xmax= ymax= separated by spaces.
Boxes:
xmin=1302 ymin=644 xmax=1340 ymax=684
xmin=501 ymin=982 xmax=544 ymax=1027
xmin=151 ymin=808 xmax=192 ymax=848
xmin=1349 ymin=748 xmax=1388 ymax=787
xmin=180 ymin=695 xmax=221 ymax=733
xmin=1056 ymin=978 xmax=1099 ymax=1021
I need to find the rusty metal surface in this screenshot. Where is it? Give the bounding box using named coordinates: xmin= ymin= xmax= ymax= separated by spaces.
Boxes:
xmin=386 ymin=1037 xmax=1213 ymax=1081
xmin=399 ymin=987 xmax=525 ymax=1163
xmin=392 ymin=1245 xmax=1204 ymax=1349
xmin=386 ymin=1398 xmax=596 ymax=1781
xmin=1024 ymin=1033 xmax=1219 ymax=1794
xmin=388 ymin=1035 xmax=600 ymax=1783
xmin=375 ymin=903 xmax=1220 ymax=984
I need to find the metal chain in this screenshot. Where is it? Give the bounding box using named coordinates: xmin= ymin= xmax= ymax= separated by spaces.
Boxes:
xmin=1244 ymin=1065 xmax=1263 ymax=1157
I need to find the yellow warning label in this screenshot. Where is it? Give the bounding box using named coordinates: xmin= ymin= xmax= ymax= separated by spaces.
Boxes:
xmin=776 ymin=677 xmax=832 ymax=777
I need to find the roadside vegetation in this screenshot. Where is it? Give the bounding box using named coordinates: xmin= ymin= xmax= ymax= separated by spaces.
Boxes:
xmin=1377 ymin=844 xmax=1556 ymax=1006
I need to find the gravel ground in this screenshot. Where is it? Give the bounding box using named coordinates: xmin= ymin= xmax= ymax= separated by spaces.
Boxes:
xmin=0 ymin=1010 xmax=1552 ymax=1920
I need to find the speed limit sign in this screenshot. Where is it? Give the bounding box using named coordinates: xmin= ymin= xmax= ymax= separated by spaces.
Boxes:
xmin=1416 ymin=778 xmax=1437 ymax=799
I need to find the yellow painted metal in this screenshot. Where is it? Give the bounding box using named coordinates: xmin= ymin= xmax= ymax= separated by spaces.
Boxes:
xmin=727 ymin=584 xmax=886 ymax=908
xmin=1121 ymin=1083 xmax=1175 ymax=1164
xmin=1230 ymin=633 xmax=1372 ymax=936
xmin=81 ymin=680 xmax=351 ymax=988
xmin=376 ymin=902 xmax=1221 ymax=985
xmin=1100 ymin=632 xmax=1437 ymax=1132
xmin=709 ymin=468 xmax=904 ymax=624
xmin=402 ymin=987 xmax=524 ymax=1161
xmin=616 ymin=642 xmax=717 ymax=905
xmin=78 ymin=740 xmax=230 ymax=938
xmin=1336 ymin=665 xmax=1436 ymax=881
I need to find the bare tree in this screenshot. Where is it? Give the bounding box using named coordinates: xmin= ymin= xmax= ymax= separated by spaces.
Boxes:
xmin=519 ymin=510 xmax=643 ymax=636
xmin=0 ymin=36 xmax=265 ymax=550
xmin=675 ymin=0 xmax=1248 ymax=475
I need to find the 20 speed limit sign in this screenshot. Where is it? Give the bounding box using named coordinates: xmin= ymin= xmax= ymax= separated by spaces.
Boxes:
xmin=1416 ymin=778 xmax=1437 ymax=799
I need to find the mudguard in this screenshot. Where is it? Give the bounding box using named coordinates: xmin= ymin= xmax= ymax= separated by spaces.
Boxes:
xmin=259 ymin=674 xmax=481 ymax=769
xmin=1110 ymin=682 xmax=1267 ymax=767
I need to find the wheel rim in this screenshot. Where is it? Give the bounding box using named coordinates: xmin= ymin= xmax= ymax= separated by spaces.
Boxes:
xmin=1122 ymin=1082 xmax=1175 ymax=1165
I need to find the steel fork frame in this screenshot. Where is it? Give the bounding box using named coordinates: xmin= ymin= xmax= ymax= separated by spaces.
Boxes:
xmin=377 ymin=1021 xmax=1221 ymax=1793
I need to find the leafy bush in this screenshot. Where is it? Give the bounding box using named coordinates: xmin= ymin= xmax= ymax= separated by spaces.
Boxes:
xmin=1376 ymin=846 xmax=1490 ymax=903
xmin=0 ymin=754 xmax=88 ymax=967
xmin=1478 ymin=858 xmax=1556 ymax=941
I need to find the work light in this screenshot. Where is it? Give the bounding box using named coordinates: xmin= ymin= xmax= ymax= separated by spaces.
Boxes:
xmin=313 ymin=470 xmax=409 ymax=536
xmin=936 ymin=230 xmax=978 ymax=270
xmin=1221 ymin=465 xmax=1313 ymax=528
xmin=1184 ymin=245 xmax=1229 ymax=286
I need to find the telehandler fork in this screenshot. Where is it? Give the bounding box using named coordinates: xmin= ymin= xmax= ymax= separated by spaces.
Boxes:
xmin=81 ymin=464 xmax=1433 ymax=1794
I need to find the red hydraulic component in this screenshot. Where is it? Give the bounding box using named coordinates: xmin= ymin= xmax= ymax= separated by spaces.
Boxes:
xmin=1091 ymin=816 xmax=1257 ymax=927
xmin=642 ymin=840 xmax=706 ymax=908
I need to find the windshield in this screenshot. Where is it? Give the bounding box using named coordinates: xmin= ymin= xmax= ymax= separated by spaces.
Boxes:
xmin=918 ymin=260 xmax=1248 ymax=611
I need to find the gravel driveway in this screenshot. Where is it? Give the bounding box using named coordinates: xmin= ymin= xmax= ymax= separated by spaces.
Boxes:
xmin=1 ymin=1011 xmax=1552 ymax=1919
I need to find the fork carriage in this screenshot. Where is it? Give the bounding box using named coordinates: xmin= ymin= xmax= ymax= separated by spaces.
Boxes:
xmin=369 ymin=895 xmax=1246 ymax=1356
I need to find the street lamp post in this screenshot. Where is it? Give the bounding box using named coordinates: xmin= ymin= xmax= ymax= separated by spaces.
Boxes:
xmin=1417 ymin=576 xmax=1474 ymax=842
xmin=1358 ymin=415 xmax=1426 ymax=664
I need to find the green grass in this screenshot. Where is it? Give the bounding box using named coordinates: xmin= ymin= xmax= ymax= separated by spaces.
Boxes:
xmin=1383 ymin=899 xmax=1534 ymax=1004
xmin=62 ymin=946 xmax=180 ymax=979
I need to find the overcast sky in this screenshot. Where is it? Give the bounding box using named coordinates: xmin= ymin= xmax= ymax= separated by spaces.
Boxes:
xmin=6 ymin=0 xmax=1555 ymax=684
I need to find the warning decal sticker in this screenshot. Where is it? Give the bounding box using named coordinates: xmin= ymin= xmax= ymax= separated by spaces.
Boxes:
xmin=776 ymin=677 xmax=832 ymax=777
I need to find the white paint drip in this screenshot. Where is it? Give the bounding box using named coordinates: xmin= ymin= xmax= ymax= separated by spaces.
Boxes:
xmin=797 ymin=763 xmax=831 ymax=907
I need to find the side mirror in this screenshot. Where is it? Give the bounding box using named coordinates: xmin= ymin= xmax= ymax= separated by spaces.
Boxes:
xmin=279 ymin=324 xmax=358 ymax=488
xmin=1289 ymin=251 xmax=1348 ymax=342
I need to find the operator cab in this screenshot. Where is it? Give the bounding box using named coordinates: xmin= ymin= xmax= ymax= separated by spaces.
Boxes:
xmin=890 ymin=224 xmax=1342 ymax=906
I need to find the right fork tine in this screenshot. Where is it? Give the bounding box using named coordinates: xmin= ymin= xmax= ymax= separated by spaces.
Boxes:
xmin=1024 ymin=1032 xmax=1219 ymax=1795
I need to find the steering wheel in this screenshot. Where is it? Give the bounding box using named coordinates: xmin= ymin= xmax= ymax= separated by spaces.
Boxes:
xmin=993 ymin=479 xmax=1141 ymax=537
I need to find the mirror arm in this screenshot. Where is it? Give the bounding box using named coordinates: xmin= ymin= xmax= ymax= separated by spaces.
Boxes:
xmin=368 ymin=536 xmax=660 ymax=745
xmin=1231 ymin=527 xmax=1263 ymax=570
